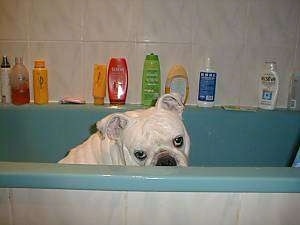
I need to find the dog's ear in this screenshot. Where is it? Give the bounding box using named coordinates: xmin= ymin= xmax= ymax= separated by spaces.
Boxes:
xmin=155 ymin=93 xmax=184 ymax=117
xmin=96 ymin=113 xmax=129 ymax=140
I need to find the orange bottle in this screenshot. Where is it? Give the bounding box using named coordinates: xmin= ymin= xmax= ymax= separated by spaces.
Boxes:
xmin=93 ymin=64 xmax=107 ymax=105
xmin=33 ymin=60 xmax=48 ymax=104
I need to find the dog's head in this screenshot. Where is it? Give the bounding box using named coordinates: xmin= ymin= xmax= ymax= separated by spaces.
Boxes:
xmin=97 ymin=94 xmax=190 ymax=166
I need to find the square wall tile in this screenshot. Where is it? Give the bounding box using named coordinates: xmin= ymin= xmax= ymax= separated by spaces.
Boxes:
xmin=247 ymin=0 xmax=300 ymax=47
xmin=192 ymin=0 xmax=248 ymax=46
xmin=83 ymin=0 xmax=136 ymax=42
xmin=29 ymin=42 xmax=83 ymax=102
xmin=240 ymin=45 xmax=294 ymax=107
xmin=136 ymin=43 xmax=192 ymax=104
xmin=83 ymin=42 xmax=136 ymax=103
xmin=30 ymin=0 xmax=83 ymax=41
xmin=136 ymin=0 xmax=193 ymax=43
xmin=127 ymin=192 xmax=240 ymax=225
xmin=192 ymin=43 xmax=244 ymax=106
xmin=0 ymin=0 xmax=30 ymax=40
xmin=12 ymin=189 xmax=126 ymax=225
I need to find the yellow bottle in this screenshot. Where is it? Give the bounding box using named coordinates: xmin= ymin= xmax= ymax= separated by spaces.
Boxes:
xmin=33 ymin=60 xmax=48 ymax=104
xmin=165 ymin=64 xmax=189 ymax=105
xmin=93 ymin=64 xmax=107 ymax=105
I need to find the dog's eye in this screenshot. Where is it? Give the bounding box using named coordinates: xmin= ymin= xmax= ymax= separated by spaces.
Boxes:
xmin=134 ymin=150 xmax=147 ymax=161
xmin=173 ymin=136 xmax=184 ymax=147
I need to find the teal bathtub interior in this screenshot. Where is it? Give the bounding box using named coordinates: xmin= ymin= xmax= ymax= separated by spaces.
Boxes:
xmin=0 ymin=104 xmax=300 ymax=192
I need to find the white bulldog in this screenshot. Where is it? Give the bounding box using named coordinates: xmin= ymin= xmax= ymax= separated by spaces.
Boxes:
xmin=59 ymin=94 xmax=190 ymax=166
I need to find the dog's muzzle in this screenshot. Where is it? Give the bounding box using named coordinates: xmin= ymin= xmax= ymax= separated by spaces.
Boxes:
xmin=155 ymin=151 xmax=177 ymax=166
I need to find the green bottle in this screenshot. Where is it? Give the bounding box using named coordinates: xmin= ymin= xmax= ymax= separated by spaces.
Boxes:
xmin=142 ymin=53 xmax=161 ymax=106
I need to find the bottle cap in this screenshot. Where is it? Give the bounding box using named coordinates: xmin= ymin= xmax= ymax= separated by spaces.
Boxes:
xmin=1 ymin=56 xmax=10 ymax=68
xmin=34 ymin=60 xmax=45 ymax=68
xmin=15 ymin=56 xmax=23 ymax=64
xmin=146 ymin=53 xmax=159 ymax=61
xmin=94 ymin=97 xmax=104 ymax=105
xmin=205 ymin=57 xmax=212 ymax=70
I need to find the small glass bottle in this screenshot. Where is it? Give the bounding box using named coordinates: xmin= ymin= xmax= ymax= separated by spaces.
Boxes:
xmin=10 ymin=57 xmax=30 ymax=105
xmin=33 ymin=59 xmax=48 ymax=104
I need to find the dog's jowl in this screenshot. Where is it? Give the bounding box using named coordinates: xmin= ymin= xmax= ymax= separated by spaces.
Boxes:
xmin=59 ymin=93 xmax=190 ymax=166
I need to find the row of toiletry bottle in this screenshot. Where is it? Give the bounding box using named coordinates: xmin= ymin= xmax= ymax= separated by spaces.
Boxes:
xmin=141 ymin=55 xmax=280 ymax=110
xmin=142 ymin=54 xmax=215 ymax=107
xmin=93 ymin=55 xmax=189 ymax=106
xmin=0 ymin=56 xmax=48 ymax=105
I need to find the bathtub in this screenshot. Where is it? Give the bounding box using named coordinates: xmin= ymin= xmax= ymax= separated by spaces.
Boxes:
xmin=0 ymin=104 xmax=300 ymax=225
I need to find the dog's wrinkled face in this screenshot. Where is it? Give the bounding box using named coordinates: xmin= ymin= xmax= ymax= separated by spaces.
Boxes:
xmin=97 ymin=94 xmax=190 ymax=166
xmin=122 ymin=109 xmax=189 ymax=166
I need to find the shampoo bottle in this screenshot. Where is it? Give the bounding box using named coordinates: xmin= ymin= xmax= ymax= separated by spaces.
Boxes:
xmin=107 ymin=58 xmax=128 ymax=105
xmin=93 ymin=64 xmax=107 ymax=105
xmin=142 ymin=53 xmax=161 ymax=106
xmin=10 ymin=57 xmax=30 ymax=105
xmin=0 ymin=56 xmax=11 ymax=104
xmin=165 ymin=64 xmax=189 ymax=104
xmin=197 ymin=57 xmax=217 ymax=107
xmin=33 ymin=59 xmax=48 ymax=104
xmin=258 ymin=61 xmax=279 ymax=110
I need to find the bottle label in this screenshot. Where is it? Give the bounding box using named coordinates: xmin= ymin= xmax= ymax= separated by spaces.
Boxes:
xmin=261 ymin=74 xmax=276 ymax=87
xmin=198 ymin=72 xmax=216 ymax=102
xmin=262 ymin=89 xmax=272 ymax=101
xmin=142 ymin=69 xmax=160 ymax=105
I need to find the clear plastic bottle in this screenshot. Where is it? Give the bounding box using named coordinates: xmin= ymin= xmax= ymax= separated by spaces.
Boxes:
xmin=197 ymin=57 xmax=217 ymax=107
xmin=1 ymin=56 xmax=11 ymax=104
xmin=10 ymin=57 xmax=30 ymax=105
xmin=258 ymin=61 xmax=279 ymax=110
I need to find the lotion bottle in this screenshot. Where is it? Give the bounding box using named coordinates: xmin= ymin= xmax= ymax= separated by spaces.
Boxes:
xmin=197 ymin=57 xmax=217 ymax=107
xmin=258 ymin=61 xmax=279 ymax=110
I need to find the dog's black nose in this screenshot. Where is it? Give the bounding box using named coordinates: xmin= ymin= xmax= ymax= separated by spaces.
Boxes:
xmin=156 ymin=155 xmax=177 ymax=166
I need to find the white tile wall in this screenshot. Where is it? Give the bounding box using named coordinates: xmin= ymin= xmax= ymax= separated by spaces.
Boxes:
xmin=4 ymin=189 xmax=300 ymax=225
xmin=0 ymin=0 xmax=299 ymax=107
